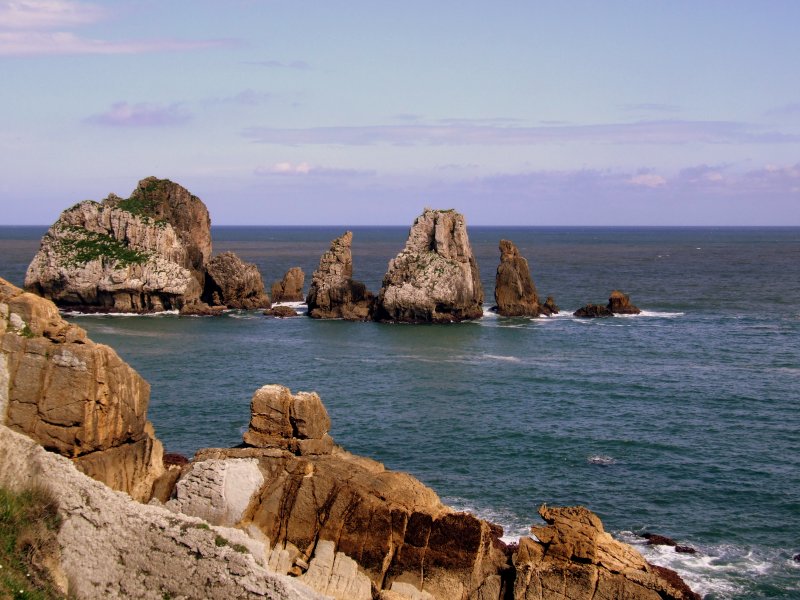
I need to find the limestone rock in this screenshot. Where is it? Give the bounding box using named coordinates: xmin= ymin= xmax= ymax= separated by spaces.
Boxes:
xmin=608 ymin=289 xmax=641 ymax=314
xmin=375 ymin=209 xmax=484 ymax=323
xmin=494 ymin=240 xmax=540 ymax=317
xmin=272 ymin=267 xmax=305 ymax=302
xmin=513 ymin=505 xmax=699 ymax=600
xmin=203 ymin=251 xmax=271 ymax=310
xmin=0 ymin=277 xmax=163 ymax=501
xmin=243 ymin=384 xmax=333 ymax=455
xmin=541 ymin=296 xmax=559 ymax=316
xmin=573 ymin=303 xmax=613 ymax=318
xmin=0 ymin=425 xmax=326 ymax=600
xmin=265 ymin=305 xmax=299 ymax=318
xmin=25 ymin=177 xmax=211 ymax=312
xmin=306 ymin=232 xmax=373 ymax=320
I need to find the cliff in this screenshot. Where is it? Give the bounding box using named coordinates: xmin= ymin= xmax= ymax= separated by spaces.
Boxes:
xmin=375 ymin=209 xmax=484 ymax=323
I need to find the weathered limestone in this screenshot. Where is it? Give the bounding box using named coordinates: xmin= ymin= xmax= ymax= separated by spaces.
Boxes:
xmin=0 ymin=277 xmax=163 ymax=501
xmin=306 ymin=232 xmax=373 ymax=320
xmin=203 ymin=251 xmax=271 ymax=309
xmin=494 ymin=239 xmax=540 ymax=317
xmin=512 ymin=506 xmax=700 ymax=600
xmin=375 ymin=209 xmax=484 ymax=323
xmin=25 ymin=177 xmax=212 ymax=312
xmin=0 ymin=425 xmax=326 ymax=600
xmin=272 ymin=267 xmax=306 ymax=303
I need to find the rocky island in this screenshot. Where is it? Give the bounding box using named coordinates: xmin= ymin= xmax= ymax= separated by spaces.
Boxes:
xmin=25 ymin=177 xmax=271 ymax=314
xmin=1 ymin=276 xmax=696 ymax=599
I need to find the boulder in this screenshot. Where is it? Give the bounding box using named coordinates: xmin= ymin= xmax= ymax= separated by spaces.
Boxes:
xmin=541 ymin=296 xmax=559 ymax=316
xmin=494 ymin=240 xmax=540 ymax=317
xmin=0 ymin=277 xmax=163 ymax=501
xmin=272 ymin=267 xmax=305 ymax=303
xmin=203 ymin=251 xmax=271 ymax=310
xmin=265 ymin=305 xmax=299 ymax=318
xmin=306 ymin=232 xmax=373 ymax=320
xmin=25 ymin=177 xmax=211 ymax=313
xmin=609 ymin=289 xmax=641 ymax=314
xmin=375 ymin=209 xmax=484 ymax=323
xmin=573 ymin=303 xmax=613 ymax=318
xmin=513 ymin=505 xmax=700 ymax=600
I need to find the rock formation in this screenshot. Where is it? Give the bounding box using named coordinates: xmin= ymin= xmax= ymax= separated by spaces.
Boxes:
xmin=203 ymin=251 xmax=271 ymax=310
xmin=608 ymin=290 xmax=641 ymax=314
xmin=541 ymin=296 xmax=559 ymax=316
xmin=574 ymin=290 xmax=641 ymax=318
xmin=272 ymin=267 xmax=305 ymax=303
xmin=375 ymin=209 xmax=484 ymax=323
xmin=494 ymin=239 xmax=541 ymax=317
xmin=25 ymin=177 xmax=271 ymax=314
xmin=306 ymin=232 xmax=373 ymax=320
xmin=264 ymin=305 xmax=299 ymax=318
xmin=514 ymin=506 xmax=700 ymax=600
xmin=0 ymin=277 xmax=163 ymax=501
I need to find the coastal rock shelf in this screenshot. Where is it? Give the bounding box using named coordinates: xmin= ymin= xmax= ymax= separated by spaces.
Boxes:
xmin=0 ymin=276 xmax=697 ymax=599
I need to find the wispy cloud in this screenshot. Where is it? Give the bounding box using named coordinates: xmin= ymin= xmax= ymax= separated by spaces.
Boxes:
xmin=254 ymin=161 xmax=373 ymax=178
xmin=0 ymin=0 xmax=232 ymax=56
xmin=247 ymin=59 xmax=311 ymax=70
xmin=628 ymin=173 xmax=667 ymax=188
xmin=85 ymin=102 xmax=191 ymax=127
xmin=242 ymin=120 xmax=799 ymax=147
xmin=0 ymin=0 xmax=104 ymax=29
xmin=218 ymin=89 xmax=273 ymax=106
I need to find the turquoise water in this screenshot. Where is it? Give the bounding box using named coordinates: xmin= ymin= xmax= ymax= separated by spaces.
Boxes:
xmin=2 ymin=226 xmax=799 ymax=598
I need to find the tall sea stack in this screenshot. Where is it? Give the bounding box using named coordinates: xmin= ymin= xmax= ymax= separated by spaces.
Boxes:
xmin=374 ymin=208 xmax=484 ymax=323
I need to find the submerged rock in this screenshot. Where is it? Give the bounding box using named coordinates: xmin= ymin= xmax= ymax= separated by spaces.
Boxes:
xmin=203 ymin=251 xmax=271 ymax=310
xmin=0 ymin=277 xmax=163 ymax=501
xmin=375 ymin=208 xmax=483 ymax=323
xmin=306 ymin=232 xmax=373 ymax=320
xmin=494 ymin=239 xmax=540 ymax=317
xmin=573 ymin=303 xmax=614 ymax=318
xmin=272 ymin=267 xmax=305 ymax=303
xmin=25 ymin=177 xmax=212 ymax=312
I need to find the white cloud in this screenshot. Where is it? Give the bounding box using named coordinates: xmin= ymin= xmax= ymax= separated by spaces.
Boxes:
xmin=628 ymin=173 xmax=667 ymax=188
xmin=257 ymin=162 xmax=313 ymax=175
xmin=0 ymin=0 xmax=104 ymax=29
xmin=0 ymin=31 xmax=230 ymax=56
xmin=85 ymin=102 xmax=191 ymax=127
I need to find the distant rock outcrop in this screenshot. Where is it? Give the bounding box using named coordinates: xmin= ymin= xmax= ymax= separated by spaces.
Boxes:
xmin=374 ymin=209 xmax=483 ymax=323
xmin=25 ymin=177 xmax=271 ymax=314
xmin=0 ymin=277 xmax=163 ymax=501
xmin=264 ymin=305 xmax=299 ymax=318
xmin=272 ymin=267 xmax=305 ymax=303
xmin=574 ymin=290 xmax=641 ymax=318
xmin=513 ymin=505 xmax=700 ymax=600
xmin=203 ymin=251 xmax=271 ymax=310
xmin=541 ymin=295 xmax=560 ymax=316
xmin=306 ymin=232 xmax=373 ymax=320
xmin=494 ymin=239 xmax=541 ymax=317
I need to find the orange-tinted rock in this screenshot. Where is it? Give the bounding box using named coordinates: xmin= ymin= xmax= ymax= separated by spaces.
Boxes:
xmin=307 ymin=232 xmax=373 ymax=320
xmin=494 ymin=239 xmax=540 ymax=317
xmin=272 ymin=267 xmax=305 ymax=303
xmin=203 ymin=251 xmax=271 ymax=309
xmin=608 ymin=289 xmax=641 ymax=314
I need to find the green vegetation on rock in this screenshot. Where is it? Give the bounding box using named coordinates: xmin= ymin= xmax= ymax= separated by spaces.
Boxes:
xmin=0 ymin=486 xmax=63 ymax=600
xmin=53 ymin=226 xmax=151 ymax=268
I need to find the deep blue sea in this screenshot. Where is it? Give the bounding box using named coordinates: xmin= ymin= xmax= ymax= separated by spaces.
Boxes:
xmin=2 ymin=225 xmax=799 ymax=599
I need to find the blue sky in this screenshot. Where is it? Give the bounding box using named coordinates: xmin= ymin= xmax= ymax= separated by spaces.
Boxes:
xmin=1 ymin=0 xmax=799 ymax=225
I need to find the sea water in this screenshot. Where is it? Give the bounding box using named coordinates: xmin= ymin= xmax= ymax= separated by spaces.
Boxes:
xmin=1 ymin=226 xmax=799 ymax=599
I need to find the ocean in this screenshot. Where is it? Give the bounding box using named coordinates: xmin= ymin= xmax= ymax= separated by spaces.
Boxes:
xmin=2 ymin=225 xmax=799 ymax=599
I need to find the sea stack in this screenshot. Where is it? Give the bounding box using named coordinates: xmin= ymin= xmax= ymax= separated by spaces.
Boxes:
xmin=493 ymin=239 xmax=541 ymax=317
xmin=374 ymin=208 xmax=484 ymax=323
xmin=25 ymin=177 xmax=270 ymax=314
xmin=306 ymin=231 xmax=373 ymax=320
xmin=271 ymin=267 xmax=305 ymax=302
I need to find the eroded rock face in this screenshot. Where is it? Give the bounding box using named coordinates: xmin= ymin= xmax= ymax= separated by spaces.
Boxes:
xmin=203 ymin=251 xmax=271 ymax=310
xmin=513 ymin=505 xmax=699 ymax=600
xmin=0 ymin=277 xmax=163 ymax=501
xmin=375 ymin=209 xmax=484 ymax=323
xmin=608 ymin=290 xmax=641 ymax=314
xmin=25 ymin=177 xmax=212 ymax=312
xmin=494 ymin=240 xmax=540 ymax=317
xmin=306 ymin=232 xmax=373 ymax=320
xmin=272 ymin=267 xmax=305 ymax=303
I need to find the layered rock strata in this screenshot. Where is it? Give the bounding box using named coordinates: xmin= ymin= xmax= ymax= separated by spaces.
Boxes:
xmin=306 ymin=232 xmax=373 ymax=320
xmin=494 ymin=239 xmax=541 ymax=317
xmin=375 ymin=209 xmax=484 ymax=323
xmin=203 ymin=251 xmax=271 ymax=310
xmin=0 ymin=277 xmax=163 ymax=501
xmin=272 ymin=267 xmax=305 ymax=303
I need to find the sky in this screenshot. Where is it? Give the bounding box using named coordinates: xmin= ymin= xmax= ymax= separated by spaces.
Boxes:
xmin=1 ymin=0 xmax=799 ymax=226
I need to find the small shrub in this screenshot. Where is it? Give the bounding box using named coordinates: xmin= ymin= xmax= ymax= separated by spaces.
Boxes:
xmin=214 ymin=535 xmax=228 ymax=547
